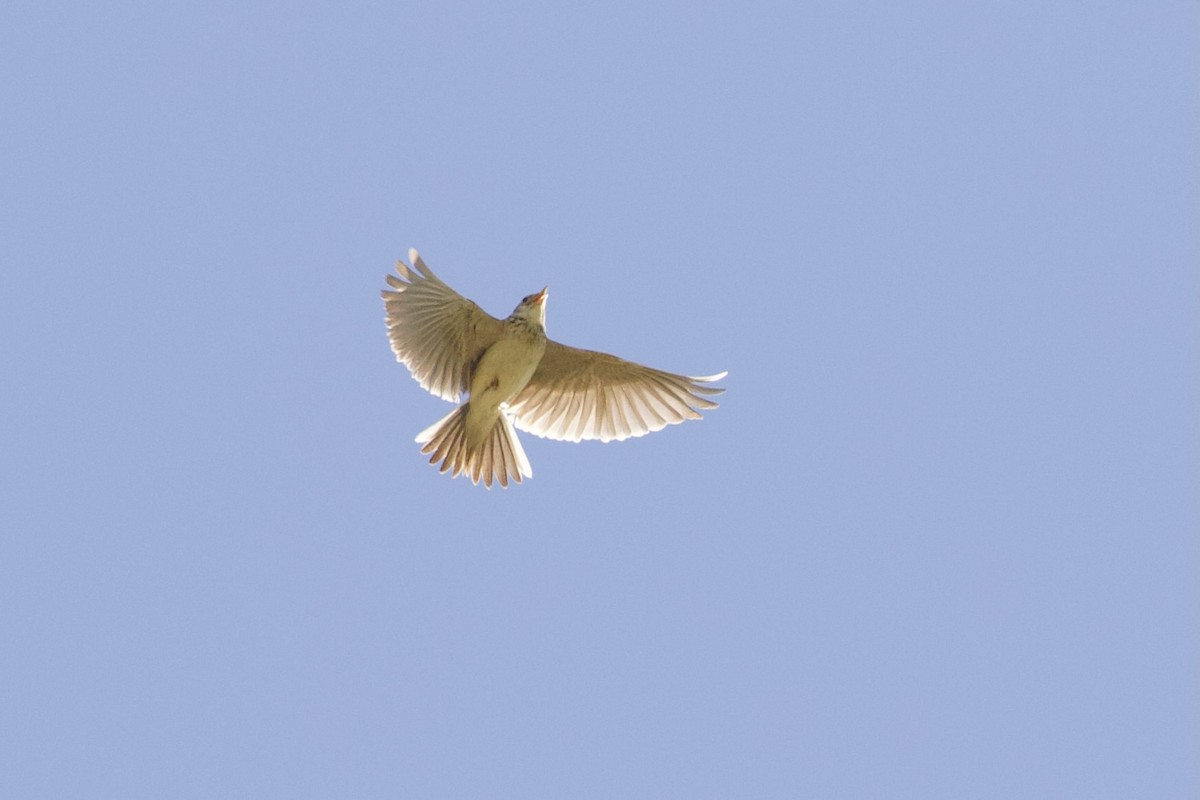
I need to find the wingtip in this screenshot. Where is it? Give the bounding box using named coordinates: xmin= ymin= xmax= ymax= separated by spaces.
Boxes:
xmin=692 ymin=371 xmax=728 ymax=383
xmin=407 ymin=248 xmax=438 ymax=280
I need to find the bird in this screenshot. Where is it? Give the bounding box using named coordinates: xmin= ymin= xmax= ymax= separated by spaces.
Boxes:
xmin=381 ymin=249 xmax=726 ymax=488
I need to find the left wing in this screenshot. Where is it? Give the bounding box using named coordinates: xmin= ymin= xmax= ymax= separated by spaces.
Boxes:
xmin=508 ymin=339 xmax=725 ymax=443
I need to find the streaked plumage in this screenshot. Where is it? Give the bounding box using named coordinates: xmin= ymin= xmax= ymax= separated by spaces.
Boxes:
xmin=381 ymin=249 xmax=725 ymax=488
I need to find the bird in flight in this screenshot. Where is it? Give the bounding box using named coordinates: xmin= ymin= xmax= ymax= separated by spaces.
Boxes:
xmin=381 ymin=249 xmax=726 ymax=488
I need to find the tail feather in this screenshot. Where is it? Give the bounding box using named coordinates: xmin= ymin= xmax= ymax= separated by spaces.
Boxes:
xmin=415 ymin=404 xmax=532 ymax=488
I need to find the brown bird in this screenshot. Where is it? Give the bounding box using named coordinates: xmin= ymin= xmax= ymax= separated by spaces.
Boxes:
xmin=381 ymin=249 xmax=726 ymax=488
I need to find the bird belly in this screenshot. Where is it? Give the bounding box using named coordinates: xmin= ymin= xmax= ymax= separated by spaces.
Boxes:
xmin=464 ymin=335 xmax=546 ymax=442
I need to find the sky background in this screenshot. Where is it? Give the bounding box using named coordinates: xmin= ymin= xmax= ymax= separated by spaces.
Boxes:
xmin=2 ymin=2 xmax=1197 ymax=797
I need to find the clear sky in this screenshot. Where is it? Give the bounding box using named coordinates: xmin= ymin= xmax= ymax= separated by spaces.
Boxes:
xmin=2 ymin=2 xmax=1197 ymax=797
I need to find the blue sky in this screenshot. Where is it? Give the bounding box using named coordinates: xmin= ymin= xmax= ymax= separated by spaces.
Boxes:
xmin=2 ymin=2 xmax=1197 ymax=797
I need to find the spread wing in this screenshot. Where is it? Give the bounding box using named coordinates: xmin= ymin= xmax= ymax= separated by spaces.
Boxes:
xmin=381 ymin=249 xmax=505 ymax=402
xmin=508 ymin=339 xmax=726 ymax=443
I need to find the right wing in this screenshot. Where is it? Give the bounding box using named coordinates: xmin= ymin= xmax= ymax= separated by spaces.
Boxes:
xmin=381 ymin=249 xmax=505 ymax=402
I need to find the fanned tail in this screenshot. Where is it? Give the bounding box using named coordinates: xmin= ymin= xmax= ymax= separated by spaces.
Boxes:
xmin=415 ymin=404 xmax=532 ymax=489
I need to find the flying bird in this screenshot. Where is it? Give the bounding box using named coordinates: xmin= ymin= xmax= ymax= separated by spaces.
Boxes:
xmin=381 ymin=249 xmax=726 ymax=488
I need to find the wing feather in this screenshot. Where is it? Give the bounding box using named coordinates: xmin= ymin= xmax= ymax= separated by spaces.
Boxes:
xmin=509 ymin=339 xmax=726 ymax=443
xmin=380 ymin=250 xmax=505 ymax=402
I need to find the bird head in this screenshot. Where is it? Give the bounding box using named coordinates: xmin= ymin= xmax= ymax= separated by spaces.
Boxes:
xmin=510 ymin=286 xmax=548 ymax=327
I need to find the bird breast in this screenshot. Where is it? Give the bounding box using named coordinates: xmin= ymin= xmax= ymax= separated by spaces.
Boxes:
xmin=468 ymin=327 xmax=548 ymax=411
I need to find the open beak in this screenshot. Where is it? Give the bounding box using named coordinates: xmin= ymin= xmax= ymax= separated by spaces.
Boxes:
xmin=532 ymin=286 xmax=548 ymax=305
